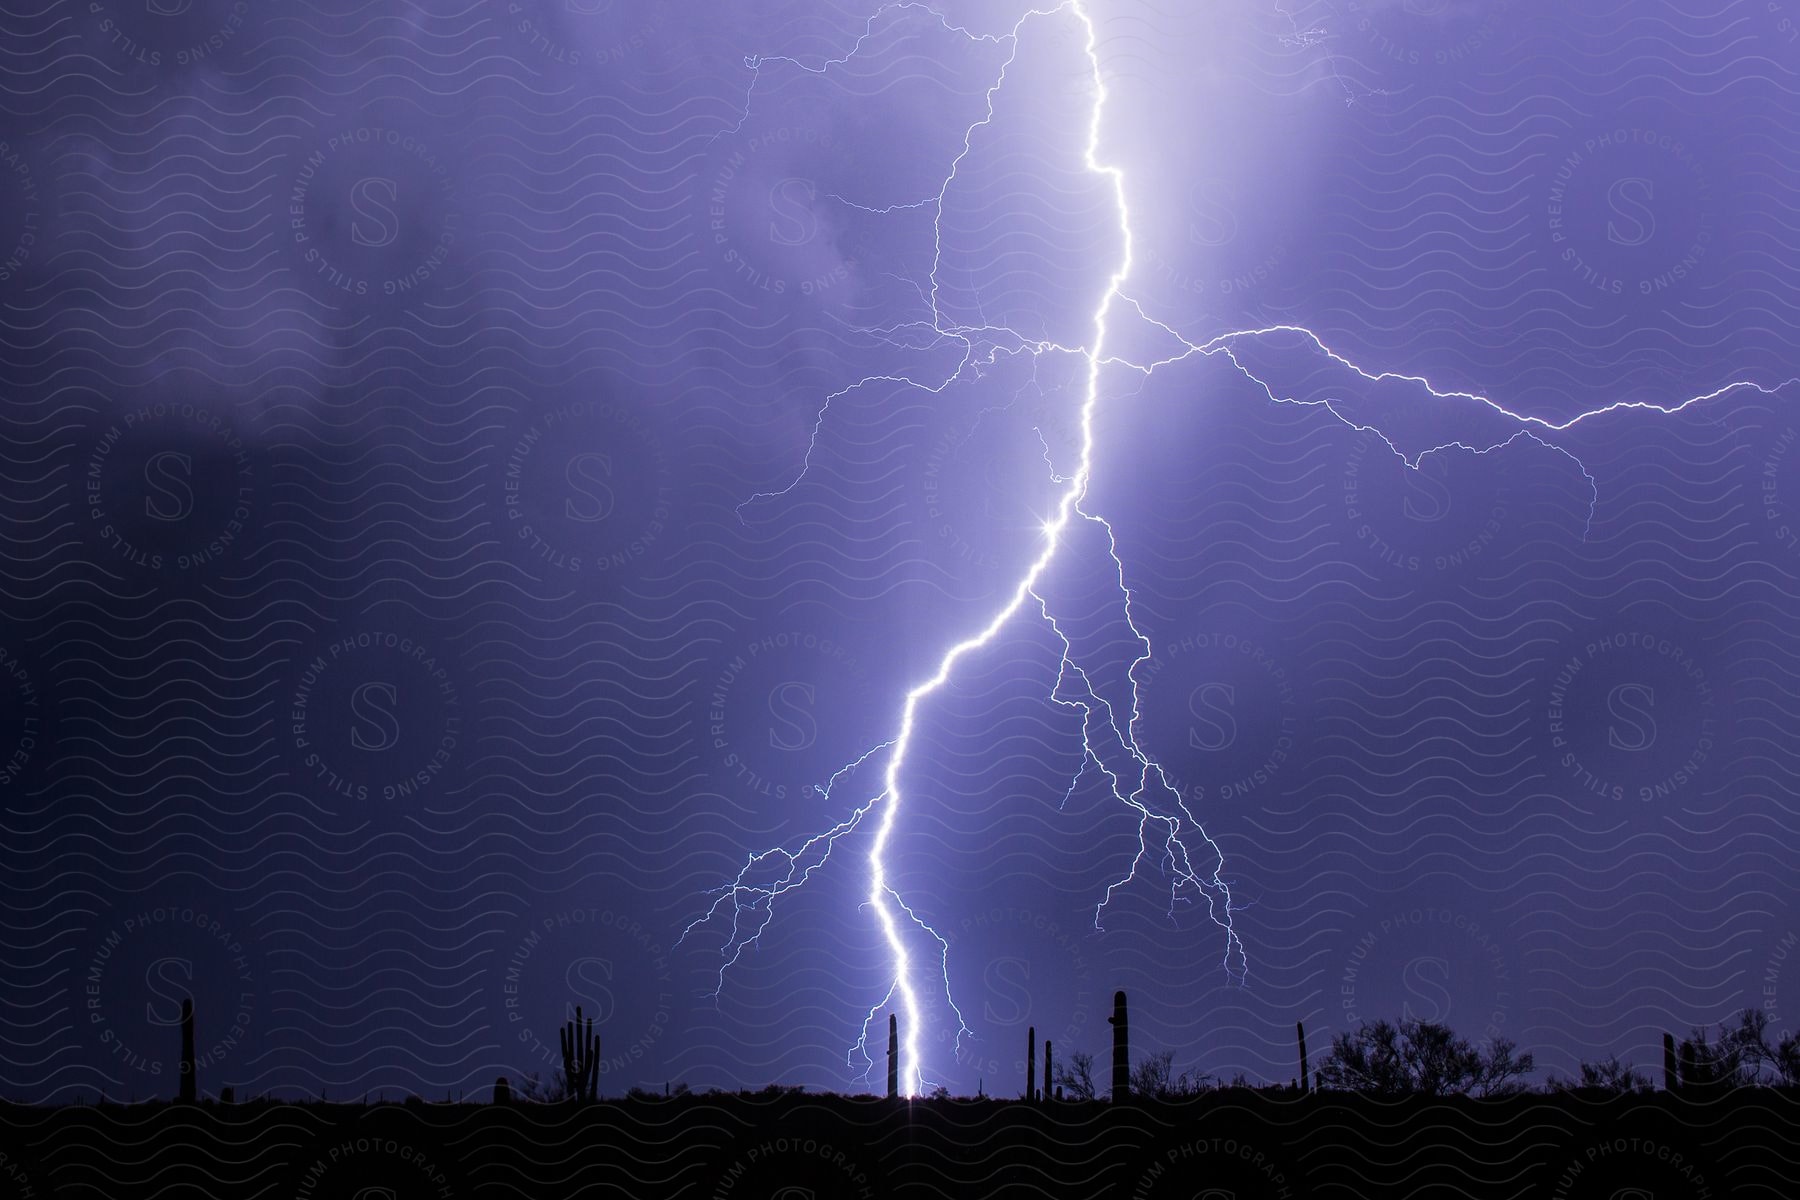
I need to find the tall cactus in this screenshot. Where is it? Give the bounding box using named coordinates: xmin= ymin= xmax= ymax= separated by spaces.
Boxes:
xmin=1043 ymin=1040 xmax=1052 ymax=1105
xmin=179 ymin=997 xmax=196 ymax=1104
xmin=1109 ymin=991 xmax=1129 ymax=1102
xmin=1297 ymin=1021 xmax=1310 ymax=1094
xmin=493 ymin=1075 xmax=513 ymax=1105
xmin=559 ymin=1006 xmax=599 ymax=1103
xmin=1026 ymin=1026 xmax=1036 ymax=1101
xmin=1663 ymin=1033 xmax=1678 ymax=1091
xmin=887 ymin=1013 xmax=898 ymax=1099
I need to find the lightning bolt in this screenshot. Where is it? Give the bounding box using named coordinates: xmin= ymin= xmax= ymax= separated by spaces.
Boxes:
xmin=682 ymin=0 xmax=1800 ymax=1098
xmin=689 ymin=0 xmax=1245 ymax=1099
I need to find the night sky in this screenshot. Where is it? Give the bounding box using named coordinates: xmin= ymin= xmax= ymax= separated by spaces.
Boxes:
xmin=2 ymin=0 xmax=1797 ymax=1104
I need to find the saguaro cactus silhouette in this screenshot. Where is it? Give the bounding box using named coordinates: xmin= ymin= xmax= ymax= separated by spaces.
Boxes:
xmin=1043 ymin=1039 xmax=1052 ymax=1105
xmin=559 ymin=1006 xmax=599 ymax=1102
xmin=1663 ymin=1032 xmax=1678 ymax=1091
xmin=1026 ymin=1026 xmax=1036 ymax=1101
xmin=1109 ymin=991 xmax=1129 ymax=1102
xmin=179 ymin=997 xmax=196 ymax=1104
xmin=493 ymin=1075 xmax=512 ymax=1105
xmin=1297 ymin=1020 xmax=1310 ymax=1093
xmin=887 ymin=1014 xmax=898 ymax=1099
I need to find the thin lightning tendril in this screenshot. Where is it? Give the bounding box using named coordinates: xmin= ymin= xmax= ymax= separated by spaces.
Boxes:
xmin=681 ymin=0 xmax=1800 ymax=1098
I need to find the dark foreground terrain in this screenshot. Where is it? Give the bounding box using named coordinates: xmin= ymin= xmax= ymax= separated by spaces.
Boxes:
xmin=0 ymin=1089 xmax=1792 ymax=1198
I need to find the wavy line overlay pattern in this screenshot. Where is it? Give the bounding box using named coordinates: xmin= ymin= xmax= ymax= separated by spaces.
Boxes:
xmin=0 ymin=0 xmax=1796 ymax=1149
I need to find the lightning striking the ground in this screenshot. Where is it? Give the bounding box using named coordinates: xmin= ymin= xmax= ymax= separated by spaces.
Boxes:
xmin=681 ymin=0 xmax=1800 ymax=1097
xmin=688 ymin=0 xmax=1245 ymax=1097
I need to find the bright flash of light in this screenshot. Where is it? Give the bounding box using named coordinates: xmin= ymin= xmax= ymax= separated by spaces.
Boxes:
xmin=681 ymin=0 xmax=1800 ymax=1099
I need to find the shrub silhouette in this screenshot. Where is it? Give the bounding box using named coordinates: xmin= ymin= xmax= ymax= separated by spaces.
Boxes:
xmin=1315 ymin=1018 xmax=1533 ymax=1097
xmin=513 ymin=1069 xmax=568 ymax=1103
xmin=1546 ymin=1054 xmax=1653 ymax=1093
xmin=1128 ymin=1048 xmax=1210 ymax=1099
xmin=1052 ymin=1049 xmax=1097 ymax=1101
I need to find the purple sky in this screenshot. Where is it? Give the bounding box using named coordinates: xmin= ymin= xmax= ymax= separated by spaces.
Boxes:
xmin=0 ymin=0 xmax=1795 ymax=1102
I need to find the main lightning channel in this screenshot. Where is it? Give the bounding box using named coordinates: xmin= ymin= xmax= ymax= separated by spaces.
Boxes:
xmin=871 ymin=0 xmax=1139 ymax=1094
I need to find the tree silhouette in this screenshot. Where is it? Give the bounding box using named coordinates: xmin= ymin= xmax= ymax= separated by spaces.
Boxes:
xmin=1673 ymin=1008 xmax=1800 ymax=1094
xmin=1676 ymin=1021 xmax=1751 ymax=1097
xmin=1315 ymin=1019 xmax=1533 ymax=1097
xmin=1727 ymin=1007 xmax=1800 ymax=1087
